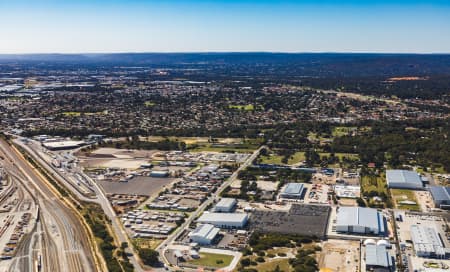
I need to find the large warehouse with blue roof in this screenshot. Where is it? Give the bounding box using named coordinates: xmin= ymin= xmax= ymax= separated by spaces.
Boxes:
xmin=429 ymin=186 xmax=450 ymax=209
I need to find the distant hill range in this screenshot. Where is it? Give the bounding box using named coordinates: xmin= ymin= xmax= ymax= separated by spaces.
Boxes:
xmin=1 ymin=53 xmax=450 ymax=77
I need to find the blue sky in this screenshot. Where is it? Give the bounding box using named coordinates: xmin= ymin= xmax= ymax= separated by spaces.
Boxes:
xmin=0 ymin=0 xmax=449 ymax=53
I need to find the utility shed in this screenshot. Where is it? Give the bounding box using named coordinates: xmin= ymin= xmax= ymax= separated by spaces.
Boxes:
xmin=365 ymin=244 xmax=393 ymax=271
xmin=336 ymin=207 xmax=385 ymax=235
xmin=189 ymin=224 xmax=220 ymax=245
xmin=386 ymin=170 xmax=423 ymax=189
xmin=429 ymin=186 xmax=450 ymax=209
xmin=197 ymin=212 xmax=248 ymax=229
xmin=214 ymin=198 xmax=237 ymax=212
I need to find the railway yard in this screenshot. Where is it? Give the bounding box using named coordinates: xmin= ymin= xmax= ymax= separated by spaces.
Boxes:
xmin=0 ymin=138 xmax=97 ymax=272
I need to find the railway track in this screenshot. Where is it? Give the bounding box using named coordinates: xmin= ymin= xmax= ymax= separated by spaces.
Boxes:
xmin=0 ymin=139 xmax=97 ymax=272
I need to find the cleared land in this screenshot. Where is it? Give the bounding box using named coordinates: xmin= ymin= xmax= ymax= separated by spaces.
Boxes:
xmin=252 ymin=258 xmax=293 ymax=272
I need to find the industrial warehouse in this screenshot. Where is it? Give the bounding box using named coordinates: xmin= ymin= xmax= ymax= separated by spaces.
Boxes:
xmin=279 ymin=182 xmax=306 ymax=200
xmin=213 ymin=198 xmax=237 ymax=212
xmin=410 ymin=225 xmax=448 ymax=259
xmin=386 ymin=170 xmax=423 ymax=189
xmin=365 ymin=244 xmax=393 ymax=271
xmin=429 ymin=186 xmax=450 ymax=209
xmin=196 ymin=212 xmax=248 ymax=229
xmin=188 ymin=224 xmax=220 ymax=245
xmin=335 ymin=207 xmax=386 ymax=235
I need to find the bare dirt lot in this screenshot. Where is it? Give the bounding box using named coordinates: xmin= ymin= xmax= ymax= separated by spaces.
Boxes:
xmin=318 ymin=239 xmax=361 ymax=272
xmin=98 ymin=176 xmax=175 ymax=196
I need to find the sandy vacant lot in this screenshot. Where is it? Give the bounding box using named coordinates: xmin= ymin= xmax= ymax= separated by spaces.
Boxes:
xmin=81 ymin=158 xmax=149 ymax=169
xmin=318 ymin=239 xmax=360 ymax=272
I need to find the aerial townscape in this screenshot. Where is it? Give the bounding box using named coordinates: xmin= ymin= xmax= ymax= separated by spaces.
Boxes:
xmin=0 ymin=52 xmax=449 ymax=272
xmin=1 ymin=1 xmax=450 ymax=272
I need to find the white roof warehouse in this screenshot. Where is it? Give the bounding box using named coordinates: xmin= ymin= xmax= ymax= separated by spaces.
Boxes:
xmin=197 ymin=212 xmax=248 ymax=229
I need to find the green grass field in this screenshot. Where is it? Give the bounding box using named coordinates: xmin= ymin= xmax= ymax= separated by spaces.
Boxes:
xmin=62 ymin=111 xmax=106 ymax=117
xmin=187 ymin=252 xmax=233 ymax=268
xmin=188 ymin=143 xmax=257 ymax=153
xmin=391 ymin=189 xmax=421 ymax=211
xmin=332 ymin=126 xmax=357 ymax=137
xmin=144 ymin=101 xmax=156 ymax=107
xmin=259 ymin=151 xmax=305 ymax=165
xmin=361 ymin=175 xmax=388 ymax=195
xmin=318 ymin=152 xmax=359 ymax=160
xmin=288 ymin=152 xmax=306 ymax=164
xmin=229 ymin=104 xmax=255 ymax=111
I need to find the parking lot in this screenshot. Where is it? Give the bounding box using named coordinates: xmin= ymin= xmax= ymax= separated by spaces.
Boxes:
xmin=98 ymin=176 xmax=175 ymax=196
xmin=250 ymin=204 xmax=331 ymax=237
xmin=121 ymin=209 xmax=186 ymax=239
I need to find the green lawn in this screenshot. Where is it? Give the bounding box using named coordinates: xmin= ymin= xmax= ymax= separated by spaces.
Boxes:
xmin=288 ymin=152 xmax=306 ymax=164
xmin=318 ymin=152 xmax=359 ymax=161
xmin=62 ymin=111 xmax=106 ymax=116
xmin=144 ymin=101 xmax=156 ymax=107
xmin=361 ymin=175 xmax=389 ymax=198
xmin=188 ymin=144 xmax=257 ymax=153
xmin=391 ymin=189 xmax=421 ymax=211
xmin=259 ymin=151 xmax=305 ymax=165
xmin=332 ymin=126 xmax=357 ymax=137
xmin=229 ymin=104 xmax=255 ymax=111
xmin=187 ymin=252 xmax=233 ymax=268
xmin=260 ymin=154 xmax=284 ymax=164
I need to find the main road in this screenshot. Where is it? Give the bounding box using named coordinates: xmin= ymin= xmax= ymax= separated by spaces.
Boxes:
xmin=0 ymin=138 xmax=99 ymax=272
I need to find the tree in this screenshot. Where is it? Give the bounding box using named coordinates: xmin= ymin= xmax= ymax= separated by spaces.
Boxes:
xmin=138 ymin=248 xmax=159 ymax=266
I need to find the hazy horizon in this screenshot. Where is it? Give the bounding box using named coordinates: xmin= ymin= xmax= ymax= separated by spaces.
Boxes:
xmin=1 ymin=0 xmax=450 ymax=54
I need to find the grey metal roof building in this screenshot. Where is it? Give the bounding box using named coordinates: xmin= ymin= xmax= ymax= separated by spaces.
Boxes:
xmin=214 ymin=198 xmax=237 ymax=212
xmin=410 ymin=225 xmax=446 ymax=258
xmin=280 ymin=183 xmax=306 ymax=199
xmin=386 ymin=170 xmax=423 ymax=189
xmin=336 ymin=207 xmax=385 ymax=235
xmin=197 ymin=212 xmax=248 ymax=229
xmin=429 ymin=186 xmax=450 ymax=209
xmin=365 ymin=244 xmax=392 ymax=271
xmin=189 ymin=224 xmax=220 ymax=245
